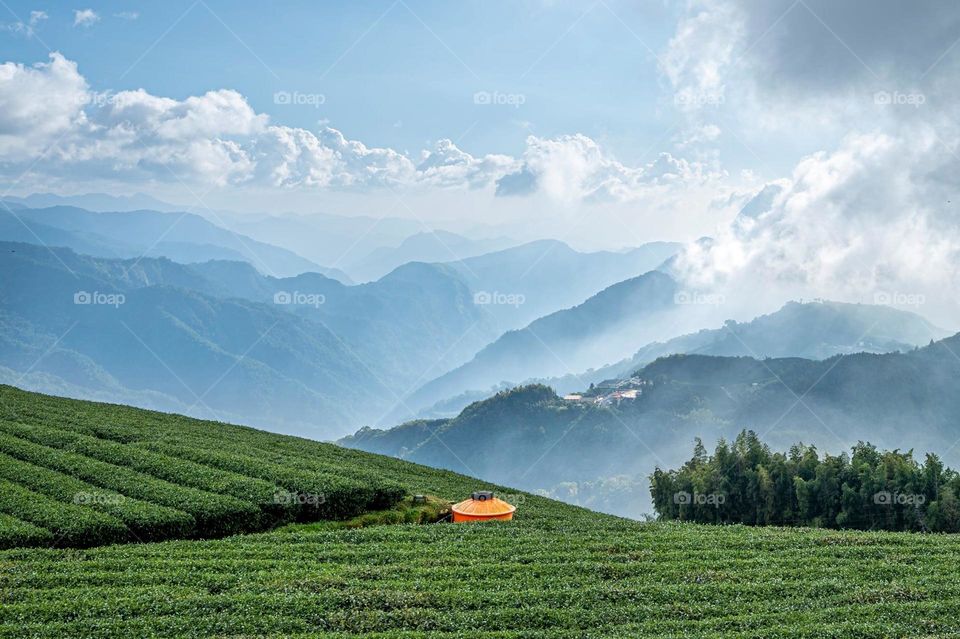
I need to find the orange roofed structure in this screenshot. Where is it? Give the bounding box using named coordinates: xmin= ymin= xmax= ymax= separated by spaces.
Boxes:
xmin=451 ymin=491 xmax=516 ymax=522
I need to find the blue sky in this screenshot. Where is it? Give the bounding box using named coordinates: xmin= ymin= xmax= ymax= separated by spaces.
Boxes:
xmin=0 ymin=1 xmax=694 ymax=164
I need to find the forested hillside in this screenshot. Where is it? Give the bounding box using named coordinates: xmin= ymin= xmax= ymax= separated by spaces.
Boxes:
xmin=345 ymin=333 xmax=960 ymax=518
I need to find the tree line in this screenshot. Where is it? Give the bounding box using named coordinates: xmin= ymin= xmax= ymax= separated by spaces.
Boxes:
xmin=651 ymin=430 xmax=960 ymax=532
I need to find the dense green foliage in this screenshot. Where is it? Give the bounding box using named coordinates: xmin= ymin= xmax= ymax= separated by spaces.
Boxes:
xmin=2 ymin=388 xmax=960 ymax=637
xmin=0 ymin=385 xmax=404 ymax=548
xmin=652 ymin=430 xmax=960 ymax=532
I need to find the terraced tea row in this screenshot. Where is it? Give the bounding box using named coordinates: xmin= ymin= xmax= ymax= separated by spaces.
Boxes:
xmin=0 ymin=386 xmax=405 ymax=547
xmin=3 ymin=386 xmax=959 ymax=637
xmin=4 ymin=519 xmax=960 ymax=637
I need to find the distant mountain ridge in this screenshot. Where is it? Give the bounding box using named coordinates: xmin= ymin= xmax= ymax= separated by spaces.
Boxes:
xmin=386 ymin=269 xmax=683 ymax=424
xmin=346 ymin=230 xmax=517 ymax=282
xmin=3 ymin=192 xmax=185 ymax=212
xmin=343 ymin=331 xmax=960 ymax=518
xmin=0 ymin=205 xmax=350 ymax=282
xmin=406 ymin=299 xmax=946 ymax=420
xmin=442 ymin=239 xmax=682 ymax=331
xmin=0 ymin=242 xmax=497 ymax=438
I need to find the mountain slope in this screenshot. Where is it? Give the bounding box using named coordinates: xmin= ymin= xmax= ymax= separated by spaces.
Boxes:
xmin=3 ymin=387 xmax=960 ymax=637
xmin=413 ymin=299 xmax=946 ymax=420
xmin=228 ymin=211 xmax=423 ymax=275
xmin=346 ymin=230 xmax=516 ymax=282
xmin=3 ymin=205 xmax=350 ymax=281
xmin=0 ymin=243 xmax=495 ymax=437
xmin=0 ymin=385 xmax=404 ymax=547
xmin=391 ymin=270 xmax=683 ymax=422
xmin=443 ymin=239 xmax=682 ymax=331
xmin=543 ymin=299 xmax=948 ymax=393
xmin=344 ymin=332 xmax=960 ymax=518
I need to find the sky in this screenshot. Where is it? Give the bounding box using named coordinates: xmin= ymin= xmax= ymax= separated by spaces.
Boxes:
xmin=1 ymin=1 xmax=960 ymax=324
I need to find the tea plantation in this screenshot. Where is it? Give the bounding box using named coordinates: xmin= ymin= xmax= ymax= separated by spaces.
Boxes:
xmin=2 ymin=386 xmax=960 ymax=637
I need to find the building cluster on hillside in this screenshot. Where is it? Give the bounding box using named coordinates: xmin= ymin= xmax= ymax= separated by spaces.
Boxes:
xmin=563 ymin=376 xmax=650 ymax=406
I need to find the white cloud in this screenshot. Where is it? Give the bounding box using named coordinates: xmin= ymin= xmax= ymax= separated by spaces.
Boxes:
xmin=0 ymin=53 xmax=88 ymax=159
xmin=416 ymin=139 xmax=518 ymax=189
xmin=673 ymin=126 xmax=960 ymax=326
xmin=659 ymin=1 xmax=960 ymax=326
xmin=660 ymin=1 xmax=740 ymax=115
xmin=0 ymin=53 xmax=717 ymax=206
xmin=662 ymin=0 xmax=960 ymax=132
xmin=73 ymin=9 xmax=100 ymax=27
xmin=496 ymin=134 xmax=720 ymax=204
xmin=113 ymin=11 xmax=139 ymax=20
xmin=3 ymin=9 xmax=48 ymax=38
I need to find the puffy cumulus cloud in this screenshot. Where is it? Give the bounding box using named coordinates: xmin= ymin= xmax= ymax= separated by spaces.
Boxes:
xmin=673 ymin=126 xmax=960 ymax=326
xmin=252 ymin=126 xmax=338 ymax=188
xmin=105 ymin=89 xmax=268 ymax=140
xmin=416 ymin=139 xmax=518 ymax=189
xmin=315 ymin=127 xmax=417 ymax=188
xmin=0 ymin=53 xmax=88 ymax=159
xmin=0 ymin=53 xmax=718 ymax=207
xmin=660 ymin=1 xmax=960 ymax=326
xmin=496 ymin=134 xmax=719 ymax=204
xmin=0 ymin=54 xmax=417 ymax=190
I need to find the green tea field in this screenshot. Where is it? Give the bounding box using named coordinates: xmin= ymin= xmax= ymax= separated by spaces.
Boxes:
xmin=1 ymin=386 xmax=959 ymax=638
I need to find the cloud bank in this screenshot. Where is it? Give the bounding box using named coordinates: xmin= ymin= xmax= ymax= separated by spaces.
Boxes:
xmin=0 ymin=53 xmax=715 ymax=206
xmin=665 ymin=0 xmax=960 ymax=327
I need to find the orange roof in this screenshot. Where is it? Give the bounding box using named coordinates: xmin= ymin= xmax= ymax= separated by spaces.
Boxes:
xmin=451 ymin=491 xmax=516 ymax=518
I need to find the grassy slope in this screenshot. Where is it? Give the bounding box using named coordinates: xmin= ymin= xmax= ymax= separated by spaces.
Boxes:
xmin=0 ymin=386 xmax=404 ymax=547
xmin=1 ymin=388 xmax=959 ymax=637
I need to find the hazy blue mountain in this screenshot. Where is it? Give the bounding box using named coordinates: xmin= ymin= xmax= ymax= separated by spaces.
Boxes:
xmin=0 ymin=242 xmax=495 ymax=438
xmin=2 ymin=206 xmax=350 ymax=282
xmin=0 ymin=213 xmax=128 ymax=259
xmin=3 ymin=192 xmax=184 ymax=212
xmin=228 ymin=212 xmax=424 ymax=275
xmin=407 ymin=299 xmax=946 ymax=421
xmin=388 ymin=270 xmax=682 ymax=423
xmin=540 ymin=299 xmax=948 ymax=393
xmin=343 ymin=333 xmax=960 ymax=518
xmin=442 ymin=239 xmax=682 ymax=331
xmin=189 ymin=259 xmax=501 ymax=386
xmin=346 ymin=230 xmax=516 ymax=282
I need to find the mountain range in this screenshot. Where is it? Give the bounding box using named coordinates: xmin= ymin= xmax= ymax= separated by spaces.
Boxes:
xmin=344 ymin=230 xmax=517 ymax=282
xmin=0 ymin=204 xmax=350 ymax=282
xmin=403 ymin=299 xmax=946 ymax=421
xmin=0 ymin=242 xmax=497 ymax=438
xmin=388 ymin=269 xmax=687 ymax=423
xmin=343 ymin=310 xmax=957 ymax=518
